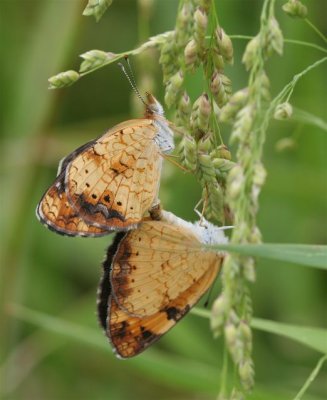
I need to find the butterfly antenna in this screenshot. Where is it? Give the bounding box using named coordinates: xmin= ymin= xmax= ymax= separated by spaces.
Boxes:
xmin=117 ymin=59 xmax=148 ymax=109
xmin=124 ymin=56 xmax=139 ymax=94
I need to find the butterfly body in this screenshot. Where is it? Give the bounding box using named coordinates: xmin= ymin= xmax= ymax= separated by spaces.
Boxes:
xmin=36 ymin=94 xmax=174 ymax=237
xmin=98 ymin=211 xmax=227 ymax=358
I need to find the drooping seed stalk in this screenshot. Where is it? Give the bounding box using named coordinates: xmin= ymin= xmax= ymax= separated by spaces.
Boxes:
xmin=211 ymin=0 xmax=285 ymax=395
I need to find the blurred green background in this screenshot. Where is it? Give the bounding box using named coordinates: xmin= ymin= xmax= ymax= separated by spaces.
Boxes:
xmin=1 ymin=1 xmax=326 ymax=399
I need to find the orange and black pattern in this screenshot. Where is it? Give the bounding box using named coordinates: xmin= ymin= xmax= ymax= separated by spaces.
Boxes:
xmin=98 ymin=220 xmax=223 ymax=358
xmin=37 ymin=119 xmax=163 ymax=237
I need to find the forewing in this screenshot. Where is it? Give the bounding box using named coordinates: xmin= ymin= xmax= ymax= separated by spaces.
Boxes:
xmin=110 ymin=221 xmax=222 ymax=316
xmin=65 ymin=120 xmax=161 ymax=230
xmin=36 ymin=175 xmax=108 ymax=237
xmin=56 ymin=140 xmax=95 ymax=177
xmin=97 ymin=231 xmax=220 ymax=358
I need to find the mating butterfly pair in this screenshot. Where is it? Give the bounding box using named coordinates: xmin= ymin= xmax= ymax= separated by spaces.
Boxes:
xmin=36 ymin=93 xmax=227 ymax=358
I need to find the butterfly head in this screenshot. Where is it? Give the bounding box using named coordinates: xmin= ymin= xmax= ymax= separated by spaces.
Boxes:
xmin=145 ymin=92 xmax=165 ymax=116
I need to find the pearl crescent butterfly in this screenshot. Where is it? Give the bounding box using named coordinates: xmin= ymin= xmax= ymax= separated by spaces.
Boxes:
xmin=36 ymin=93 xmax=174 ymax=237
xmin=97 ymin=210 xmax=228 ymax=358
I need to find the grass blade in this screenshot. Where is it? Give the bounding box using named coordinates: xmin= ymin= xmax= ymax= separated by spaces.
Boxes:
xmin=208 ymin=243 xmax=327 ymax=269
xmin=251 ymin=318 xmax=327 ymax=354
xmin=293 ymin=355 xmax=327 ymax=400
xmin=191 ymin=309 xmax=327 ymax=354
xmin=7 ymin=304 xmax=219 ymax=394
xmin=8 ymin=304 xmax=327 ymax=396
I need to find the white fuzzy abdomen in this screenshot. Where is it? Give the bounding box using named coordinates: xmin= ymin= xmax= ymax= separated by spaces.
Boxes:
xmin=153 ymin=119 xmax=175 ymax=154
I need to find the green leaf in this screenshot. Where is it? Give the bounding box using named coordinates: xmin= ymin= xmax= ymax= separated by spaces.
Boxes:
xmin=7 ymin=304 xmax=219 ymax=394
xmin=11 ymin=303 xmax=327 ymax=360
xmin=208 ymin=243 xmax=327 ymax=269
xmin=8 ymin=304 xmax=327 ymax=397
xmin=192 ymin=308 xmax=327 ymax=354
xmin=83 ymin=0 xmax=113 ymax=22
xmin=251 ymin=318 xmax=327 ymax=354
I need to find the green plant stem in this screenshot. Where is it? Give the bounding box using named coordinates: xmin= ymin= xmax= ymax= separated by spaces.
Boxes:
xmin=212 ymin=110 xmax=224 ymax=145
xmin=284 ymin=38 xmax=327 ymax=53
xmin=304 ymin=18 xmax=327 ymax=44
xmin=292 ymin=107 xmax=327 ymax=132
xmin=79 ymin=51 xmax=132 ymax=78
xmin=293 ymin=355 xmax=327 ymax=400
xmin=268 ymin=0 xmax=276 ymax=18
xmin=206 ymin=3 xmax=223 ymax=147
xmin=228 ymin=35 xmax=327 ymax=54
xmin=51 ymin=33 xmax=327 ymax=90
xmin=218 ymin=343 xmax=229 ymax=399
xmin=211 ymin=0 xmax=220 ymax=27
xmin=137 ymin=0 xmax=151 ymax=44
xmin=271 ymin=56 xmax=327 ymax=106
xmin=77 ymin=31 xmax=174 ymax=79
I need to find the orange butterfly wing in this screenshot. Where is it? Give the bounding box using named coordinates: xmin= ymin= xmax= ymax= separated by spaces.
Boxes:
xmin=36 ymin=141 xmax=108 ymax=237
xmin=37 ymin=119 xmax=162 ymax=236
xmin=37 ymin=175 xmax=107 ymax=237
xmin=98 ymin=221 xmax=222 ymax=358
xmin=65 ymin=119 xmax=162 ymax=231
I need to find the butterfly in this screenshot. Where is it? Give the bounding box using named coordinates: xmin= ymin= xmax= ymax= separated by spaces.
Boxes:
xmin=36 ymin=93 xmax=175 ymax=237
xmin=97 ymin=210 xmax=228 ymax=358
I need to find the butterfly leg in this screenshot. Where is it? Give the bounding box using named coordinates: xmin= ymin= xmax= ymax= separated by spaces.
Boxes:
xmin=193 ymin=188 xmax=208 ymax=226
xmin=160 ymin=153 xmax=190 ymax=172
